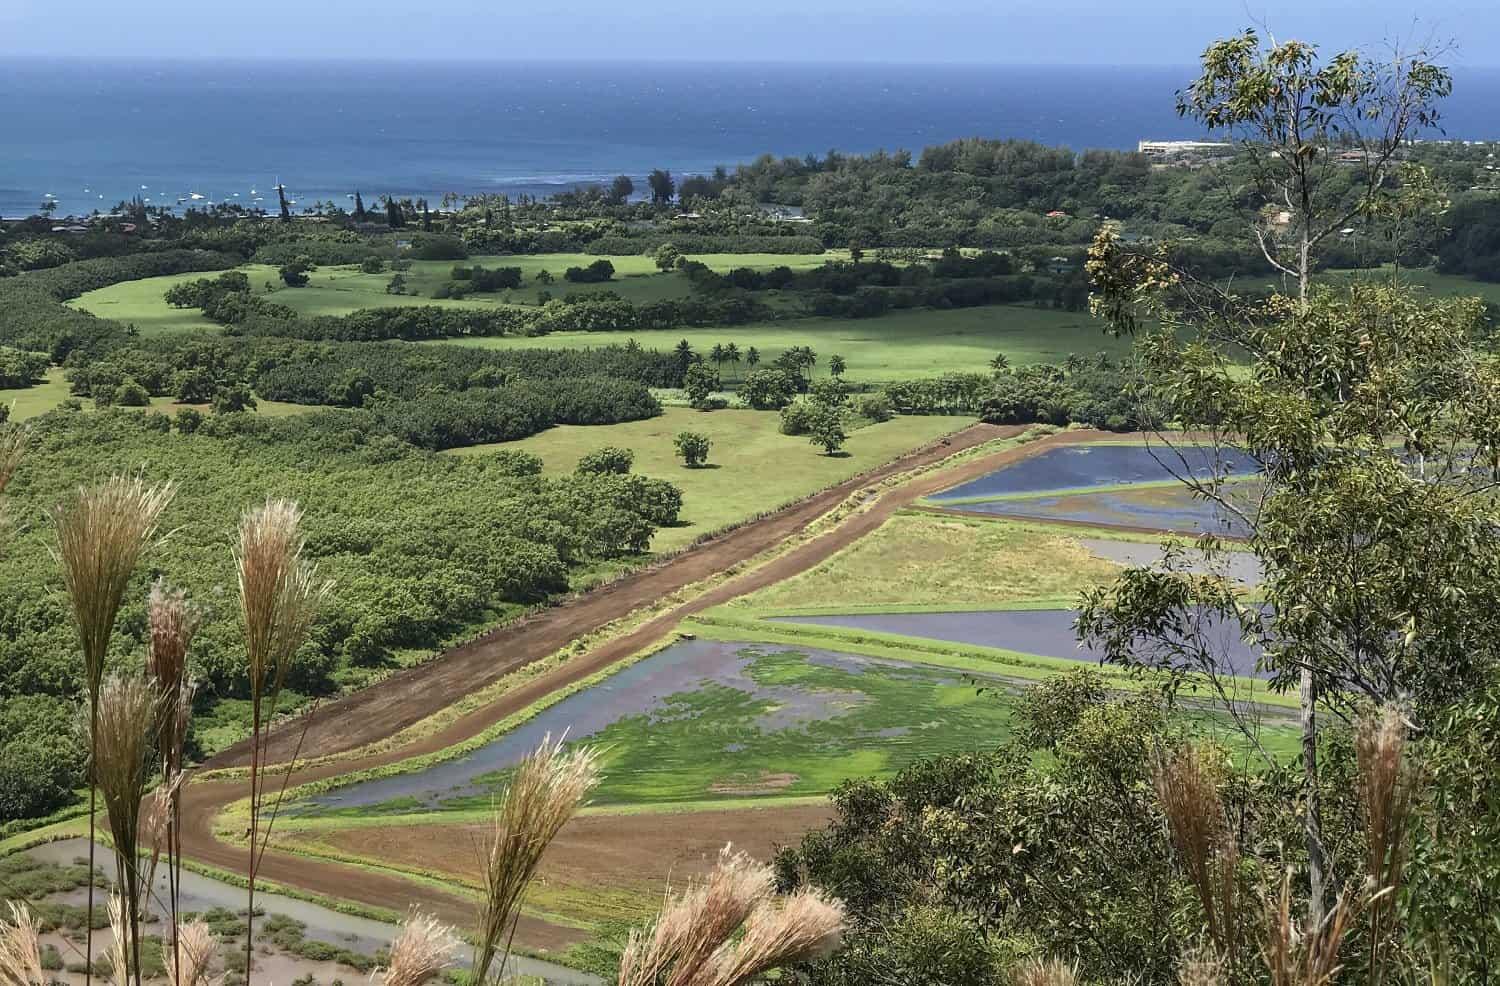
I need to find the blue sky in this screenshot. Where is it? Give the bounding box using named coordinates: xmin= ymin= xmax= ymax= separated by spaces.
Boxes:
xmin=3 ymin=0 xmax=1496 ymax=64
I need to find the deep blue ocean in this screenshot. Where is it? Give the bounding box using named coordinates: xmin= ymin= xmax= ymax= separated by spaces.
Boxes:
xmin=4 ymin=58 xmax=1499 ymax=218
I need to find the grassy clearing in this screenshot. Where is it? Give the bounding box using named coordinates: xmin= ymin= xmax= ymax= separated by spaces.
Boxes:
xmin=449 ymin=407 xmax=972 ymax=550
xmin=730 ymin=512 xmax=1121 ymax=612
xmin=1326 ymin=266 xmax=1500 ymax=305
xmin=0 ymin=368 xmax=311 ymax=422
xmin=68 ymin=251 xmax=850 ymax=334
xmin=436 ymin=303 xmax=1122 ymax=380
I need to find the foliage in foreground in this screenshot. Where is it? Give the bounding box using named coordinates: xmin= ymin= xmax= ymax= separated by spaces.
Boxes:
xmin=0 ymin=409 xmax=681 ymax=824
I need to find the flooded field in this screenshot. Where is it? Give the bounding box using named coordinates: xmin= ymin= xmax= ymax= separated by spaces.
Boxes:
xmin=932 ymin=443 xmax=1260 ymax=502
xmin=948 ymin=482 xmax=1256 ymax=536
xmin=15 ymin=839 xmax=598 ymax=985
xmin=770 ymin=607 xmax=1266 ymax=678
xmin=301 ymin=639 xmax=1023 ymax=816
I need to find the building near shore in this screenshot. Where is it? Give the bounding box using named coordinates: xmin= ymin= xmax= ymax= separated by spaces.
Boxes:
xmin=1137 ymin=139 xmax=1233 ymax=158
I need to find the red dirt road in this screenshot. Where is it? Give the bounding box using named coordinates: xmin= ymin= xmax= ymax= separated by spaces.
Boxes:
xmin=176 ymin=425 xmax=1109 ymax=947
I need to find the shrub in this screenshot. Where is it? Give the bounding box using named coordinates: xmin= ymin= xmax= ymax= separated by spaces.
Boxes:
xmin=360 ymin=256 xmax=385 ymax=274
xmin=113 ymin=376 xmax=150 ymax=407
xmin=279 ymin=261 xmax=311 ymax=287
xmin=683 ymin=362 xmax=721 ymax=409
xmin=564 ymin=259 xmax=616 ymax=283
xmin=575 ymin=446 xmax=635 ymax=475
xmin=174 ymin=407 xmax=205 ymax=433
xmin=674 ymin=431 xmax=712 ymax=467
xmin=741 ymin=369 xmax=798 ymax=410
xmin=807 ymin=403 xmax=848 ymax=454
xmin=212 ymin=383 xmax=257 ymax=413
xmin=779 ymin=399 xmax=815 ymax=436
xmin=850 ymin=392 xmax=893 ymax=422
xmin=408 ymin=236 xmax=468 ymax=261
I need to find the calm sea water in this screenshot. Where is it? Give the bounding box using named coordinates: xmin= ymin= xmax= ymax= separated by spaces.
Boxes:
xmin=4 ymin=58 xmax=1499 ymax=218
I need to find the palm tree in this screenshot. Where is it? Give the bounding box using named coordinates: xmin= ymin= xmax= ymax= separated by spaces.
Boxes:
xmin=989 ymin=353 xmax=1011 ymax=374
xmin=710 ymin=344 xmax=726 ymax=373
xmin=746 ymin=346 xmax=761 ymax=370
xmin=828 ymin=354 xmax=846 ymax=378
xmin=724 ymin=342 xmax=741 ymax=380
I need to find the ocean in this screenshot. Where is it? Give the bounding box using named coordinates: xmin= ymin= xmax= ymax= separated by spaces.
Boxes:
xmin=4 ymin=57 xmax=1499 ymax=219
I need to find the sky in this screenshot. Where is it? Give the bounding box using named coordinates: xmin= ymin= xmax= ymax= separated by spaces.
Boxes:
xmin=2 ymin=0 xmax=1497 ymax=65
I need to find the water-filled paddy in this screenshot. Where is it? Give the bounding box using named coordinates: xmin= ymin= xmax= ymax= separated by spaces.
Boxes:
xmin=301 ymin=639 xmax=1022 ymax=816
xmin=20 ymin=840 xmax=599 ymax=985
xmin=770 ymin=607 xmax=1265 ymax=678
xmin=949 ymin=482 xmax=1255 ymax=536
xmin=932 ymin=443 xmax=1260 ymax=501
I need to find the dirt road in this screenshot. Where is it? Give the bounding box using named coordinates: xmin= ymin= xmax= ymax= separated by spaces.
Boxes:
xmin=176 ymin=424 xmax=1107 ymax=948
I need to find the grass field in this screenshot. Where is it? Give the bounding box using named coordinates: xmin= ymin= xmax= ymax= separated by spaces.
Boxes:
xmin=450 ymin=407 xmax=972 ymax=550
xmin=437 ymin=304 xmax=1122 ymax=380
xmin=69 ymin=251 xmax=850 ymax=335
xmin=729 ymin=512 xmax=1123 ymax=613
xmin=0 ymin=368 xmax=312 ymax=421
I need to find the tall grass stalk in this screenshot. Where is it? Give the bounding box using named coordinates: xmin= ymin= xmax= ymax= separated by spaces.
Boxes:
xmin=382 ymin=910 xmax=457 ymax=986
xmin=1155 ymin=745 xmax=1239 ymax=967
xmin=1262 ymin=871 xmax=1359 ymax=986
xmin=53 ymin=476 xmax=173 ymax=986
xmin=617 ymin=846 xmax=845 ymax=986
xmin=1355 ymin=705 xmax=1418 ymax=986
xmin=472 ymin=737 xmax=600 ymax=985
xmin=0 ymin=902 xmax=43 ymax=986
xmin=95 ymin=675 xmax=161 ymax=986
xmin=1010 ymin=958 xmax=1079 ymax=986
xmin=161 ymin=920 xmax=219 ymax=986
xmin=145 ymin=580 xmax=202 ymax=980
xmin=234 ymin=498 xmax=329 ymax=975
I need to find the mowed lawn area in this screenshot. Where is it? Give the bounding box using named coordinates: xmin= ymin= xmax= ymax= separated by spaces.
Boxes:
xmin=449 ymin=407 xmax=973 ymax=550
xmin=69 ymin=251 xmax=851 ymax=334
xmin=438 ymin=304 xmax=1122 ymax=380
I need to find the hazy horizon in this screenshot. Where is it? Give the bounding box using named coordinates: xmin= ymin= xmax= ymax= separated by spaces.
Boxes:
xmin=3 ymin=1 xmax=1497 ymax=66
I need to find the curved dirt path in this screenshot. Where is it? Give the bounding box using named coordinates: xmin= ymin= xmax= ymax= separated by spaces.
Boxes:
xmin=176 ymin=425 xmax=1112 ymax=948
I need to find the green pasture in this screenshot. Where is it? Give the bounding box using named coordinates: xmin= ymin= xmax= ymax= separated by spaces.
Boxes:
xmin=437 ymin=303 xmax=1122 ymax=380
xmin=449 ymin=406 xmax=972 ymax=550
xmin=67 ymin=251 xmax=850 ymax=334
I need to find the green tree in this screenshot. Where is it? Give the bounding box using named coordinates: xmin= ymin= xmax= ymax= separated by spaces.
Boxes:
xmin=648 ymin=169 xmax=675 ymax=206
xmin=352 ymin=190 xmax=367 ymax=221
xmin=739 ymin=369 xmax=797 ymax=410
xmin=575 ymin=446 xmax=635 ymax=475
xmin=989 ymin=353 xmax=1011 ymax=374
xmin=806 ymin=403 xmax=847 ymax=455
xmin=745 ymin=346 xmax=761 ymax=369
xmin=1087 ymin=30 xmax=1456 ymax=924
xmin=828 ymin=354 xmax=847 ymax=378
xmin=683 ymin=362 xmax=721 ymax=409
xmin=655 ymin=243 xmax=683 ymax=271
xmin=1177 ymin=29 xmax=1451 ymax=301
xmin=279 ymin=261 xmax=310 ymax=288
xmin=211 ymin=383 xmax=257 ymax=414
xmin=673 ymin=431 xmax=712 ymax=468
xmin=609 ymin=174 xmax=635 ymax=204
xmin=723 ymin=342 xmax=741 ymax=378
